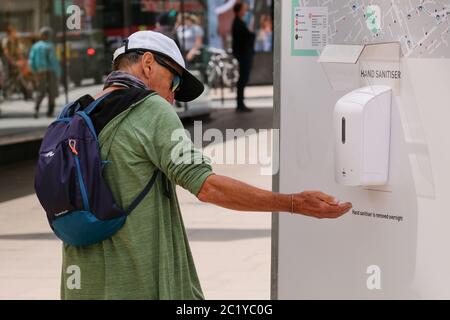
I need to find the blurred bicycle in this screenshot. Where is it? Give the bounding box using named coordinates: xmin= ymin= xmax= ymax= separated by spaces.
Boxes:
xmin=205 ymin=47 xmax=239 ymax=91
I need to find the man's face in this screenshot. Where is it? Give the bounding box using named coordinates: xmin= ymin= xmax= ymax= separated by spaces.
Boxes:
xmin=138 ymin=52 xmax=183 ymax=105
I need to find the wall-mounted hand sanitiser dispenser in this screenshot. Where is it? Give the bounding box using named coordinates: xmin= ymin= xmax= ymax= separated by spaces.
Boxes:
xmin=334 ymin=85 xmax=392 ymax=186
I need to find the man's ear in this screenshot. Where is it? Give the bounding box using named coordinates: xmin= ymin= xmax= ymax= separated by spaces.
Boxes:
xmin=143 ymin=51 xmax=156 ymax=64
xmin=141 ymin=52 xmax=155 ymax=77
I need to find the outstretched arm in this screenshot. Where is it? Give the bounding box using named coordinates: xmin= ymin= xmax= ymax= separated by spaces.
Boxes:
xmin=197 ymin=174 xmax=352 ymax=219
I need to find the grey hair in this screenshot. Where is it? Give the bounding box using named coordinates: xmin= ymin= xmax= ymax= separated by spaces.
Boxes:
xmin=112 ymin=51 xmax=143 ymax=71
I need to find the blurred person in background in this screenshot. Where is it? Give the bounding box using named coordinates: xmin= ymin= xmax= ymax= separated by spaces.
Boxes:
xmin=0 ymin=33 xmax=5 ymax=100
xmin=255 ymin=14 xmax=273 ymax=52
xmin=1 ymin=26 xmax=31 ymax=100
xmin=154 ymin=12 xmax=178 ymax=44
xmin=232 ymin=2 xmax=255 ymax=112
xmin=176 ymin=13 xmax=204 ymax=65
xmin=28 ymin=27 xmax=61 ymax=118
xmin=0 ymin=56 xmax=4 ymax=100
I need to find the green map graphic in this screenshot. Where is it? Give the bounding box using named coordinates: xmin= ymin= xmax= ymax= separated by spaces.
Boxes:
xmin=292 ymin=0 xmax=450 ymax=58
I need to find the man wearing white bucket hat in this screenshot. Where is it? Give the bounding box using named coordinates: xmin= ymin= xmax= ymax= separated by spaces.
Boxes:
xmin=61 ymin=31 xmax=351 ymax=300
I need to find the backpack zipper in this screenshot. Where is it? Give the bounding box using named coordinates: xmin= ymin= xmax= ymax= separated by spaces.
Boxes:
xmin=69 ymin=139 xmax=90 ymax=211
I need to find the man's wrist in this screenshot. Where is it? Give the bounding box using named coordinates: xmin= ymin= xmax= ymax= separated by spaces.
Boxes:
xmin=273 ymin=193 xmax=293 ymax=214
xmin=290 ymin=194 xmax=294 ymax=214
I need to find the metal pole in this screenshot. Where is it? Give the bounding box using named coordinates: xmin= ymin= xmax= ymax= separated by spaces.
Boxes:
xmin=271 ymin=0 xmax=281 ymax=301
xmin=62 ymin=0 xmax=68 ymax=104
xmin=123 ymin=0 xmax=131 ymax=37
xmin=181 ymin=0 xmax=186 ymax=54
xmin=180 ymin=0 xmax=188 ymax=111
xmin=220 ymin=64 xmax=224 ymax=106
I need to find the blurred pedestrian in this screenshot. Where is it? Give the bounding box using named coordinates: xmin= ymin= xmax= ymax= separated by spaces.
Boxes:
xmin=0 ymin=32 xmax=6 ymax=100
xmin=28 ymin=27 xmax=61 ymax=118
xmin=0 ymin=57 xmax=4 ymax=100
xmin=232 ymin=2 xmax=256 ymax=112
xmin=154 ymin=12 xmax=178 ymax=44
xmin=176 ymin=13 xmax=204 ymax=65
xmin=255 ymin=14 xmax=273 ymax=52
xmin=1 ymin=26 xmax=31 ymax=100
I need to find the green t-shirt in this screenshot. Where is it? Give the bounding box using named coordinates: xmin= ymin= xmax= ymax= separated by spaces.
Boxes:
xmin=60 ymin=93 xmax=213 ymax=300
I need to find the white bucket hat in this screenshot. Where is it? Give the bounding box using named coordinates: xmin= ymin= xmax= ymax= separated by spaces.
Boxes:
xmin=113 ymin=31 xmax=204 ymax=102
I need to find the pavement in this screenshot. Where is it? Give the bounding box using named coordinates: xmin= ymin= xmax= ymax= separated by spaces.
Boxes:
xmin=0 ymin=82 xmax=100 ymax=146
xmin=0 ymin=84 xmax=274 ymax=300
xmin=0 ymin=81 xmax=273 ymax=146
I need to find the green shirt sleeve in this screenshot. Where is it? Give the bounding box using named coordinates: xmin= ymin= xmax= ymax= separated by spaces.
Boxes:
xmin=130 ymin=94 xmax=213 ymax=196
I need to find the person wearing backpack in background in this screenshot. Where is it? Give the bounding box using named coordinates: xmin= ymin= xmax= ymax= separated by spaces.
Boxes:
xmin=28 ymin=27 xmax=61 ymax=118
xmin=35 ymin=31 xmax=352 ymax=300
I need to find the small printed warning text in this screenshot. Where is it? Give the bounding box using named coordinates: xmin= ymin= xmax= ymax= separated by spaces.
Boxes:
xmin=352 ymin=209 xmax=404 ymax=222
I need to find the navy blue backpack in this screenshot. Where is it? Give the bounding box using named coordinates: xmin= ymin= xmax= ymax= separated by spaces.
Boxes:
xmin=35 ymin=93 xmax=159 ymax=247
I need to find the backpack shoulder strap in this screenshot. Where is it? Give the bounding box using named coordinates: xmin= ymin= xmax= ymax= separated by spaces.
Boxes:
xmin=125 ymin=169 xmax=160 ymax=215
xmin=101 ymin=90 xmax=155 ymax=158
xmin=96 ymin=90 xmax=164 ymax=214
xmin=75 ymin=92 xmax=115 ymax=141
xmin=84 ymin=92 xmax=112 ymax=115
xmin=57 ymin=94 xmax=97 ymax=119
xmin=57 ymin=100 xmax=78 ymax=120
